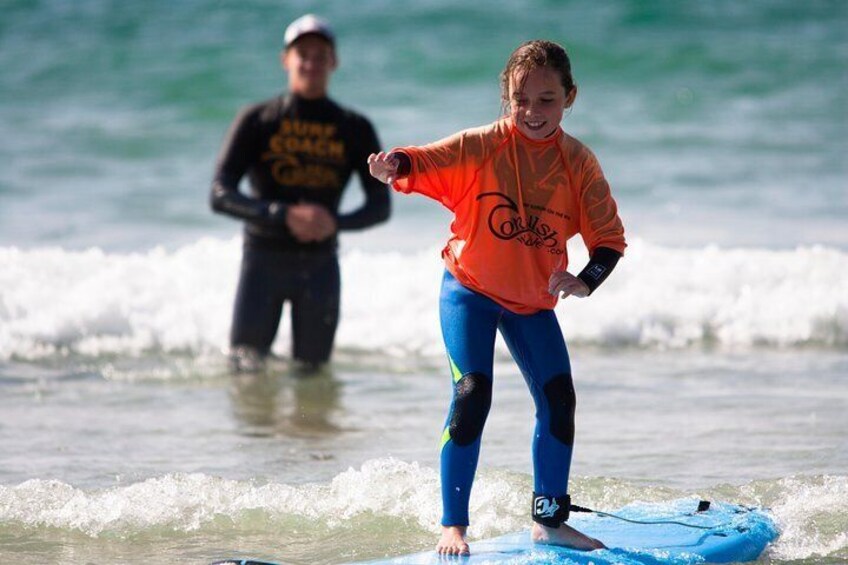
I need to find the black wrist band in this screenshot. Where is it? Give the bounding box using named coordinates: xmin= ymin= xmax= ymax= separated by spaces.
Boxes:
xmin=577 ymin=247 xmax=622 ymax=295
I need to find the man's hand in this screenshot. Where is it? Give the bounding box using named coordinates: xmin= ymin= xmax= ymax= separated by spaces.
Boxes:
xmin=286 ymin=202 xmax=337 ymax=242
xmin=367 ymin=152 xmax=400 ymax=184
xmin=548 ymin=270 xmax=590 ymax=299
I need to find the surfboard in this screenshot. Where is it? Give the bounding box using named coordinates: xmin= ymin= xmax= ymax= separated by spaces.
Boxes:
xmin=362 ymin=499 xmax=778 ymax=565
xmin=211 ymin=499 xmax=779 ymax=565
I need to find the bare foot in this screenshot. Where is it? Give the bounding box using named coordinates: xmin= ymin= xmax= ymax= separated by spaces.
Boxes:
xmin=436 ymin=525 xmax=470 ymax=556
xmin=531 ymin=522 xmax=606 ymax=550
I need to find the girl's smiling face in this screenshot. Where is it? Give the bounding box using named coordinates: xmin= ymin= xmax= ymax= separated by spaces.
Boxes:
xmin=509 ymin=67 xmax=576 ymax=140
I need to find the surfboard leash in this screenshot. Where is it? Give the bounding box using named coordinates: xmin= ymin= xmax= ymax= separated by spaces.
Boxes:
xmin=570 ymin=499 xmax=727 ymax=531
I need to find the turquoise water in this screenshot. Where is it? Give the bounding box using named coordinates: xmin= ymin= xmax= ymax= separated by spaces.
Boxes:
xmin=1 ymin=1 xmax=847 ymax=563
xmin=1 ymin=0 xmax=845 ymax=250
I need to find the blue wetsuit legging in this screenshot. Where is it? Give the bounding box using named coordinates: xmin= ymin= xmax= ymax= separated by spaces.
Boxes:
xmin=439 ymin=270 xmax=576 ymax=527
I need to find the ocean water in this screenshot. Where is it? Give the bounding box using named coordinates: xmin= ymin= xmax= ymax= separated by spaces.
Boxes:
xmin=1 ymin=1 xmax=846 ymax=564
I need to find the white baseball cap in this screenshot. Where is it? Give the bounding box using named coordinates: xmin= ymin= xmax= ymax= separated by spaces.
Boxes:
xmin=284 ymin=14 xmax=335 ymax=49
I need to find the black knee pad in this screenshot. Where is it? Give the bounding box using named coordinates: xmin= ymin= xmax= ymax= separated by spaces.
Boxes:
xmin=543 ymin=373 xmax=576 ymax=445
xmin=449 ymin=372 xmax=492 ymax=446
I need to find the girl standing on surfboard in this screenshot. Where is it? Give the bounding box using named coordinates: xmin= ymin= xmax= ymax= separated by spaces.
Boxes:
xmin=368 ymin=39 xmax=626 ymax=556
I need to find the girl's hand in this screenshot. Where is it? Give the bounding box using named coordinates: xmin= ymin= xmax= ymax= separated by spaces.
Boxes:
xmin=548 ymin=270 xmax=590 ymax=299
xmin=367 ymin=152 xmax=400 ymax=184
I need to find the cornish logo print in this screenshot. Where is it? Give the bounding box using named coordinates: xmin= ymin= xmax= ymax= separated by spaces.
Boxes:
xmin=477 ymin=192 xmax=561 ymax=253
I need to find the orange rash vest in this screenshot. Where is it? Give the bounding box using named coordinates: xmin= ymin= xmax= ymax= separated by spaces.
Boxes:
xmin=392 ymin=117 xmax=626 ymax=314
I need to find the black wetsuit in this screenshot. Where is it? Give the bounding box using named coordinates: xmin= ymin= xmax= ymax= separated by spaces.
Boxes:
xmin=211 ymin=93 xmax=390 ymax=363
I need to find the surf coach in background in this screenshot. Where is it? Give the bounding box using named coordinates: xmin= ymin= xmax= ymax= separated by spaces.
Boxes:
xmin=211 ymin=14 xmax=391 ymax=371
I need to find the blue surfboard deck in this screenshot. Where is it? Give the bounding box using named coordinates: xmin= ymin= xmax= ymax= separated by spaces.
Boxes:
xmin=358 ymin=500 xmax=778 ymax=565
xmin=211 ymin=499 xmax=778 ymax=565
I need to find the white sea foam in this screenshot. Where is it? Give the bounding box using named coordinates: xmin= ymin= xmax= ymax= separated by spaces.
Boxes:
xmin=0 ymin=460 xmax=462 ymax=537
xmin=0 ymin=460 xmax=845 ymax=561
xmin=1 ymin=238 xmax=846 ymax=360
xmin=764 ymin=475 xmax=848 ymax=561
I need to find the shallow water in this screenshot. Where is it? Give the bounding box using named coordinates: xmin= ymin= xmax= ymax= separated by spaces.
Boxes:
xmin=1 ymin=348 xmax=846 ymax=563
xmin=1 ymin=1 xmax=846 ymax=563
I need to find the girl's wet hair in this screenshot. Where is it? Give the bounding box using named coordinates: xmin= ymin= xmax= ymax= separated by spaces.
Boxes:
xmin=500 ymin=40 xmax=575 ymax=105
